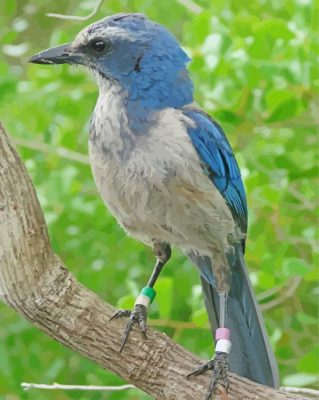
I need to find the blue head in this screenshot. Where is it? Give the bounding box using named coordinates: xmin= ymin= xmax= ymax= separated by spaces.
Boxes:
xmin=29 ymin=13 xmax=193 ymax=110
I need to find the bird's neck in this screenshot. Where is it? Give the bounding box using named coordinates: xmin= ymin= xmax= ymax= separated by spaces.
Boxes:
xmin=96 ymin=73 xmax=193 ymax=129
xmin=90 ymin=74 xmax=193 ymax=159
xmin=94 ymin=79 xmax=152 ymax=132
xmin=127 ymin=66 xmax=194 ymax=111
xmin=90 ymin=80 xmax=154 ymax=160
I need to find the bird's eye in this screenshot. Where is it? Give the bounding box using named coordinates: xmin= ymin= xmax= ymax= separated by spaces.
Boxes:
xmin=90 ymin=39 xmax=111 ymax=53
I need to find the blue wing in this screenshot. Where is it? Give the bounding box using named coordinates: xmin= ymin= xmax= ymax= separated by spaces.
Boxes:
xmin=183 ymin=108 xmax=248 ymax=238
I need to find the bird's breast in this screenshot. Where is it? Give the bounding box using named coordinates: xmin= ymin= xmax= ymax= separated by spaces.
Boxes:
xmin=88 ymin=106 xmax=191 ymax=232
xmin=89 ymin=101 xmax=237 ymax=251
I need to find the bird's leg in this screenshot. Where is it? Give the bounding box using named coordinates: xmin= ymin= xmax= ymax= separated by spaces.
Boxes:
xmin=110 ymin=243 xmax=171 ymax=352
xmin=188 ymin=292 xmax=231 ymax=399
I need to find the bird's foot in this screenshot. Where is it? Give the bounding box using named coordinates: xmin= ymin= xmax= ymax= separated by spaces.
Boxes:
xmin=187 ymin=352 xmax=229 ymax=400
xmin=110 ymin=304 xmax=148 ymax=352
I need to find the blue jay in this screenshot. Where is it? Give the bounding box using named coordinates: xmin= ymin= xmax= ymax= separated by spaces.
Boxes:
xmin=29 ymin=13 xmax=279 ymax=398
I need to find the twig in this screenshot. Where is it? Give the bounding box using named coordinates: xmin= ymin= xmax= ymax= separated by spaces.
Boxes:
xmin=13 ymin=137 xmax=90 ymax=165
xmin=248 ymin=158 xmax=315 ymax=211
xmin=257 ymin=276 xmax=299 ymax=303
xmin=257 ymin=283 xmax=285 ymax=303
xmin=260 ymin=276 xmax=301 ymax=312
xmin=46 ymin=0 xmax=104 ymax=21
xmin=176 ymin=0 xmax=203 ymax=14
xmin=287 ymin=186 xmax=315 ymax=211
xmin=22 ymin=382 xmax=135 ymax=391
xmin=289 ymin=236 xmax=317 ymax=247
xmin=281 ymin=387 xmax=319 ymax=398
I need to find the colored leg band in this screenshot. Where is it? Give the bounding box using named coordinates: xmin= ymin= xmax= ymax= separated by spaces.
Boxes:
xmin=215 ymin=327 xmax=230 ymax=341
xmin=215 ymin=339 xmax=232 ymax=354
xmin=140 ymin=287 xmax=156 ymax=303
xmin=135 ymin=294 xmax=151 ymax=308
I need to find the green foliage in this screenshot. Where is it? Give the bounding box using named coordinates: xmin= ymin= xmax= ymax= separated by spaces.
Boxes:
xmin=0 ymin=0 xmax=318 ymax=399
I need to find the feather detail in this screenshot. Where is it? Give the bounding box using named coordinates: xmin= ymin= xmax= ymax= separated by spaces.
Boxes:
xmin=183 ymin=108 xmax=248 ymax=244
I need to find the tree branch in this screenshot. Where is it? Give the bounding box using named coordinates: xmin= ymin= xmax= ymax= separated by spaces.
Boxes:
xmin=13 ymin=137 xmax=90 ymax=165
xmin=21 ymin=382 xmax=135 ymax=392
xmin=281 ymin=388 xmax=319 ymax=399
xmin=0 ymin=122 xmax=310 ymax=400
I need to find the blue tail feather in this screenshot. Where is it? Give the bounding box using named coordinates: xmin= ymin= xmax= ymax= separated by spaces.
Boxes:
xmin=188 ymin=247 xmax=279 ymax=388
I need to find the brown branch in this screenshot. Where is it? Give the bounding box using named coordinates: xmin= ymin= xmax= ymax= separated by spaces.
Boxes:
xmin=281 ymin=387 xmax=319 ymax=399
xmin=21 ymin=382 xmax=135 ymax=392
xmin=0 ymin=122 xmax=310 ymax=400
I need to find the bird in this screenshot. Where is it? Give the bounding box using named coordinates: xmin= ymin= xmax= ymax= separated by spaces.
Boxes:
xmin=29 ymin=13 xmax=279 ymax=398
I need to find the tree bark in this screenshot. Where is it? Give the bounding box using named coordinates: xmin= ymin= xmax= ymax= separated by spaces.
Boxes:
xmin=0 ymin=123 xmax=310 ymax=400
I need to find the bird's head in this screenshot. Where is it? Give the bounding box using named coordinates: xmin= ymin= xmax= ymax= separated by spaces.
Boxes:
xmin=29 ymin=13 xmax=193 ymax=109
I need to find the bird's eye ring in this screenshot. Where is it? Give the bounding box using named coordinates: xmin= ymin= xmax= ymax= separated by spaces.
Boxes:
xmin=90 ymin=38 xmax=111 ymax=53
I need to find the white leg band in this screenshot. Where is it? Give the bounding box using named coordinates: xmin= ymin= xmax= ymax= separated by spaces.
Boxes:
xmin=215 ymin=339 xmax=232 ymax=354
xmin=134 ymin=294 xmax=150 ymax=308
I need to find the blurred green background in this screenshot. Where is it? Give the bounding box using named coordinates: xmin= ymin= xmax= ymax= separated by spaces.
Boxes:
xmin=0 ymin=0 xmax=318 ymax=399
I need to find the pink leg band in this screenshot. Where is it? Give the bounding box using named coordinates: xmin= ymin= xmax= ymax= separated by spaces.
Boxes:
xmin=215 ymin=328 xmax=230 ymax=341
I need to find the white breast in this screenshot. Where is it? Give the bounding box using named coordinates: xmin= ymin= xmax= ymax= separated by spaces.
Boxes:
xmin=89 ymin=86 xmax=239 ymax=255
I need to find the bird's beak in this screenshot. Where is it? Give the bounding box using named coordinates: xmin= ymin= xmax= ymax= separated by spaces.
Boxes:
xmin=28 ymin=43 xmax=84 ymax=65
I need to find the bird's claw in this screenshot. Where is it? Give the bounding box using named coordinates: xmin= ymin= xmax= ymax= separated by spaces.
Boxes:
xmin=187 ymin=352 xmax=229 ymax=400
xmin=110 ymin=304 xmax=148 ymax=352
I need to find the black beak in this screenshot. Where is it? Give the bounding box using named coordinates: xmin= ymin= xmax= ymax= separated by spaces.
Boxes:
xmin=28 ymin=43 xmax=84 ymax=65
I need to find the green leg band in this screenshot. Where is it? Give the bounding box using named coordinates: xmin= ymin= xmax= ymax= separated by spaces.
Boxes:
xmin=141 ymin=287 xmax=156 ymax=303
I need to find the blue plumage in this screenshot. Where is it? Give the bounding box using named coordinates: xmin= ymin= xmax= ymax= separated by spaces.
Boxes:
xmin=184 ymin=109 xmax=248 ymax=236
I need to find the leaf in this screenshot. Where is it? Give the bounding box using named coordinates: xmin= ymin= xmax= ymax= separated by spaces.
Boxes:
xmin=254 ymin=19 xmax=295 ymax=40
xmin=192 ymin=308 xmax=208 ymax=328
xmin=267 ymin=99 xmax=299 ymax=122
xmin=298 ymin=346 xmax=319 ymax=373
xmin=282 ymin=373 xmax=318 ymax=387
xmin=156 ymin=277 xmax=173 ymax=319
xmin=283 ymin=258 xmax=310 ymax=277
xmin=117 ymin=294 xmax=135 ymax=309
xmin=296 ymin=312 xmax=318 ymax=326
